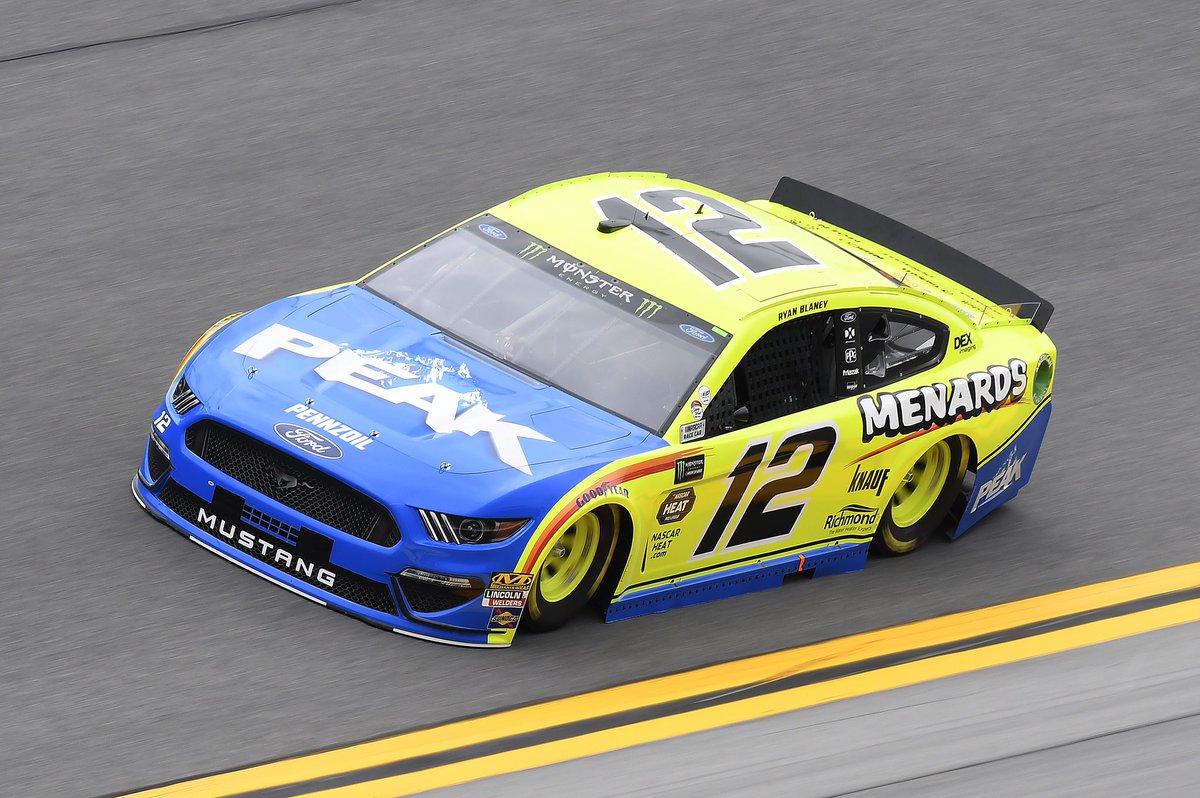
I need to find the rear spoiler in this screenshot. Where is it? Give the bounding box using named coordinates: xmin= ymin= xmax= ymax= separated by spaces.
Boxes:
xmin=770 ymin=177 xmax=1053 ymax=331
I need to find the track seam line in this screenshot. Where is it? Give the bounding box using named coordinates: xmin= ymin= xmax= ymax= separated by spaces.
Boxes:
xmin=829 ymin=707 xmax=1200 ymax=796
xmin=0 ymin=0 xmax=369 ymax=65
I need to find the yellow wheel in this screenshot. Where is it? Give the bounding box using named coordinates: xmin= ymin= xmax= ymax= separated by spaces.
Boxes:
xmin=524 ymin=507 xmax=617 ymax=631
xmin=872 ymin=437 xmax=968 ymax=556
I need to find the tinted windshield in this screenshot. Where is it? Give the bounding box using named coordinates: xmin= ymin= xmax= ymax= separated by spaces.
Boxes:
xmin=364 ymin=218 xmax=727 ymax=432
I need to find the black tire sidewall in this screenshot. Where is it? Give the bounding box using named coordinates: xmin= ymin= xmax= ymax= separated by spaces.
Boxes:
xmin=871 ymin=438 xmax=966 ymax=556
xmin=524 ymin=507 xmax=617 ymax=632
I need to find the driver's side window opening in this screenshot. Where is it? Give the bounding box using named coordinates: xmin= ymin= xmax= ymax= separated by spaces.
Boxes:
xmin=703 ymin=314 xmax=829 ymax=437
xmin=858 ymin=311 xmax=944 ymax=390
xmin=700 ymin=308 xmax=946 ymax=439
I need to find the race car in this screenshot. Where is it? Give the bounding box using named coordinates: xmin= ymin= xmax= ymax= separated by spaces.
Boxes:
xmin=133 ymin=172 xmax=1055 ymax=647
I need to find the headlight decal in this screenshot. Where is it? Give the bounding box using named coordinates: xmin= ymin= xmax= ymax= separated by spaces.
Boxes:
xmin=418 ymin=509 xmax=528 ymax=545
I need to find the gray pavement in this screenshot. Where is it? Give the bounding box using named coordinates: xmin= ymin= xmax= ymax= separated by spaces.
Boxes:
xmin=0 ymin=1 xmax=1198 ymax=795
xmin=433 ymin=621 xmax=1200 ymax=797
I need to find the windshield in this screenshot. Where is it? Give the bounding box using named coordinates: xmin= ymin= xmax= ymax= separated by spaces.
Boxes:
xmin=364 ymin=217 xmax=727 ymax=432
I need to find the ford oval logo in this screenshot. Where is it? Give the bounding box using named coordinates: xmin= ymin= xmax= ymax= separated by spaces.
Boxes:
xmin=478 ymin=223 xmax=507 ymax=240
xmin=679 ymin=324 xmax=716 ymax=344
xmin=841 ymin=311 xmax=857 ymax=323
xmin=273 ymin=422 xmax=343 ymax=459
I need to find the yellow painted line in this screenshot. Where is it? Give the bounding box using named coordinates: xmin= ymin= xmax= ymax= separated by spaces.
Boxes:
xmin=302 ymin=598 xmax=1200 ymax=797
xmin=122 ymin=561 xmax=1200 ymax=798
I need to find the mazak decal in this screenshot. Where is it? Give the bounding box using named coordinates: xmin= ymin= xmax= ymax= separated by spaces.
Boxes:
xmin=657 ymin=488 xmax=696 ymax=525
xmin=234 ymin=324 xmax=552 ymax=474
xmin=972 ymin=449 xmax=1026 ymax=512
xmin=858 ymin=359 xmax=1028 ymax=442
xmin=848 ymin=464 xmax=890 ymax=497
xmin=273 ymin=422 xmax=343 ymax=459
xmin=575 ymin=481 xmax=629 ymax=508
xmin=284 ymin=404 xmax=374 ymax=451
xmin=196 ymin=508 xmax=337 ymax=587
xmin=824 ymin=504 xmax=880 ymax=531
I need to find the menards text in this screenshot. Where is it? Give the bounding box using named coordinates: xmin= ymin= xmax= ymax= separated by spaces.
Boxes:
xmin=858 ymin=359 xmax=1027 ymax=442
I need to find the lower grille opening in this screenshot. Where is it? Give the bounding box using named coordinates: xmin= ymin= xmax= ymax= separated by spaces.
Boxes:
xmin=184 ymin=420 xmax=400 ymax=547
xmin=146 ymin=436 xmax=171 ymax=484
xmin=395 ymin=575 xmax=484 ymax=614
xmin=156 ymin=479 xmax=398 ymax=615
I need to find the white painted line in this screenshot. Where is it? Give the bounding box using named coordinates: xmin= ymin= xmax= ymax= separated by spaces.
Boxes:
xmin=390 ymin=626 xmax=504 ymax=649
xmin=130 ymin=475 xmax=148 ymax=509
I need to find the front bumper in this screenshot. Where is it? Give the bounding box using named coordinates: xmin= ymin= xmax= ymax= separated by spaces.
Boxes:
xmin=133 ymin=406 xmax=525 ymax=648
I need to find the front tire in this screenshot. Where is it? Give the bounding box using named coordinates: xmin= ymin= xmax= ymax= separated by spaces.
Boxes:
xmin=524 ymin=506 xmax=618 ymax=632
xmin=871 ymin=437 xmax=968 ymax=556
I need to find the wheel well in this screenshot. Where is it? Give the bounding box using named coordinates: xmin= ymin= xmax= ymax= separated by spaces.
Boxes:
xmin=946 ymin=434 xmax=977 ymax=536
xmin=591 ymin=504 xmax=633 ymax=610
xmin=960 ymin=434 xmax=979 ymax=475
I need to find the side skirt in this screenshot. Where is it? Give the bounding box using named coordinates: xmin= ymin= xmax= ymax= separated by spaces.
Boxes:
xmin=604 ymin=541 xmax=870 ymax=623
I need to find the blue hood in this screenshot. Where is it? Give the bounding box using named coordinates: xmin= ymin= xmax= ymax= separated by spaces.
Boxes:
xmin=188 ymin=286 xmax=658 ymax=496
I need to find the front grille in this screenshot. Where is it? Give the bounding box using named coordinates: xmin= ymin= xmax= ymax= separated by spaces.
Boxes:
xmin=146 ymin=434 xmax=171 ymax=483
xmin=241 ymin=504 xmax=299 ymax=545
xmin=395 ymin=574 xmax=484 ymax=614
xmin=172 ymin=375 xmax=201 ymax=415
xmin=184 ymin=420 xmax=400 ymax=547
xmin=156 ymin=479 xmax=398 ymax=614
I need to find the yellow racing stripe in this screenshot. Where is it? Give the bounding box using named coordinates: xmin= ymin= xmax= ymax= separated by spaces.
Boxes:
xmin=301 ymin=599 xmax=1200 ymax=797
xmin=120 ymin=561 xmax=1200 ymax=798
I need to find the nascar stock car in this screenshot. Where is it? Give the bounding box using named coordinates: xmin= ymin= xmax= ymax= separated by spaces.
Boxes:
xmin=133 ymin=172 xmax=1055 ymax=647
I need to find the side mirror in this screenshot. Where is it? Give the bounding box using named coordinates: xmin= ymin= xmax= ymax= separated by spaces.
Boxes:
xmin=733 ymin=406 xmax=751 ymax=426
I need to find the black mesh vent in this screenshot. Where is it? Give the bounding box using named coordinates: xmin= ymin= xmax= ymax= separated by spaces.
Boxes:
xmin=156 ymin=479 xmax=398 ymax=615
xmin=158 ymin=478 xmax=205 ymax=522
xmin=172 ymin=376 xmax=201 ymax=415
xmin=146 ymin=435 xmax=171 ymax=483
xmin=739 ymin=322 xmax=820 ymax=422
xmin=241 ymin=504 xmax=299 ymax=545
xmin=395 ymin=575 xmax=484 ymax=614
xmin=701 ymin=379 xmax=740 ymax=438
xmin=184 ymin=421 xmax=400 ymax=547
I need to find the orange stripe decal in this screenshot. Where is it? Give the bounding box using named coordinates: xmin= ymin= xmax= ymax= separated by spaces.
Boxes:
xmin=520 ymin=448 xmax=699 ymax=571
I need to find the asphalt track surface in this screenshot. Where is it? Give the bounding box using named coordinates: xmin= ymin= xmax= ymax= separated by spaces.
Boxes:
xmin=1 ymin=1 xmax=1197 ymax=795
xmin=434 ymin=622 xmax=1200 ymax=797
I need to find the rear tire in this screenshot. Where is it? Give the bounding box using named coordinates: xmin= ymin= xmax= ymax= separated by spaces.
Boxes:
xmin=871 ymin=437 xmax=968 ymax=556
xmin=524 ymin=506 xmax=618 ymax=632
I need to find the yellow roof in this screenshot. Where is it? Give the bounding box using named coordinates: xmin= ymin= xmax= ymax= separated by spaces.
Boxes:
xmin=491 ymin=172 xmax=897 ymax=329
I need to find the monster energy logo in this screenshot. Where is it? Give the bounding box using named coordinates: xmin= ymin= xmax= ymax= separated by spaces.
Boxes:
xmin=635 ymin=299 xmax=663 ymax=319
xmin=518 ymin=242 xmax=548 ymax=260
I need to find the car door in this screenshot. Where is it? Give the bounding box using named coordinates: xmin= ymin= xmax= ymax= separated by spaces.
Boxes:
xmin=638 ymin=305 xmax=873 ymax=583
